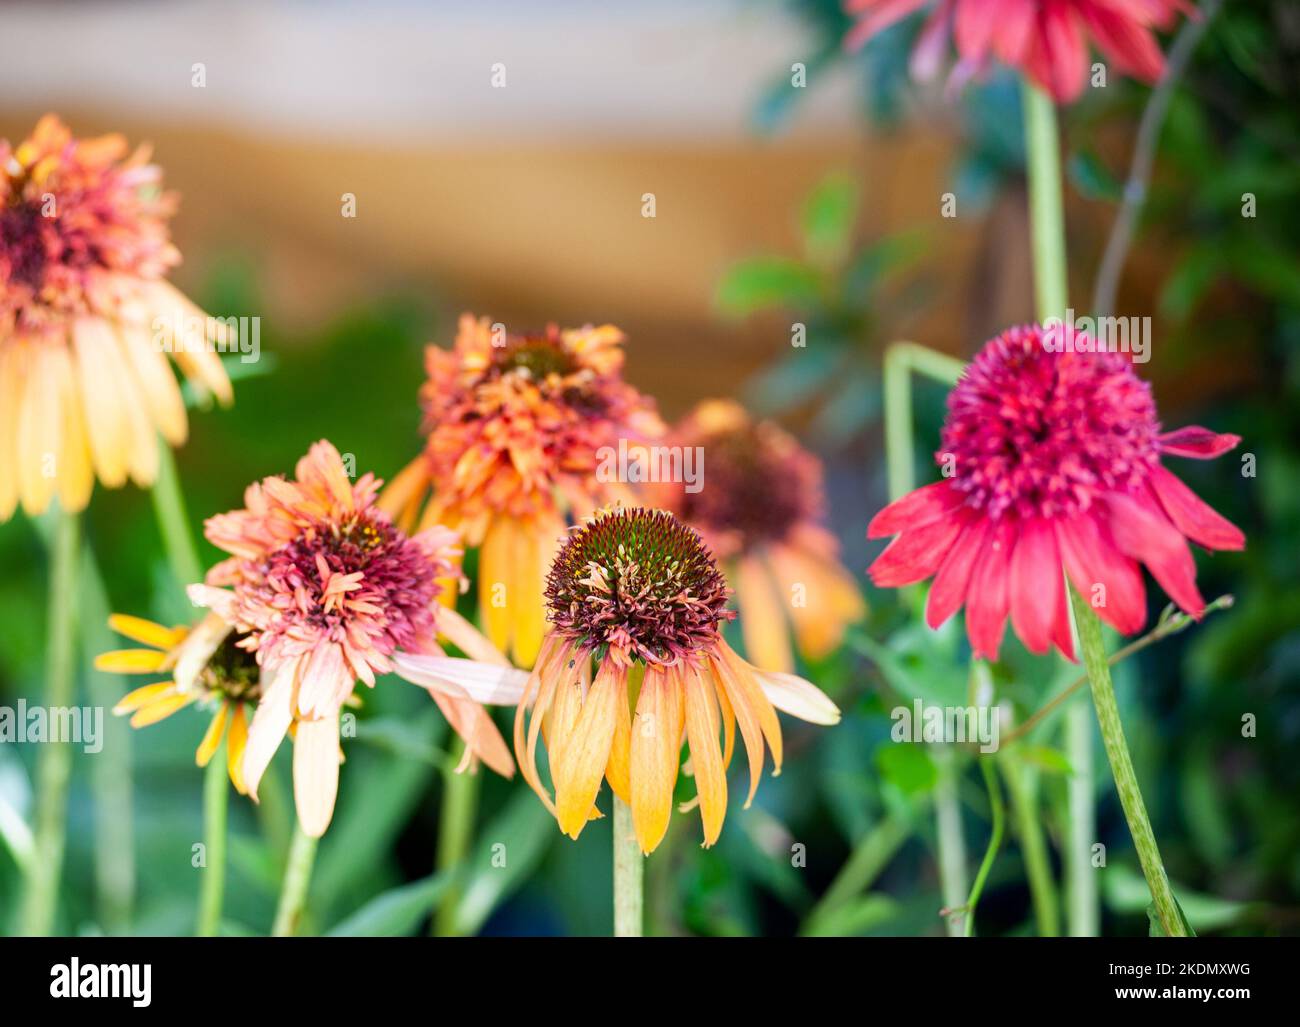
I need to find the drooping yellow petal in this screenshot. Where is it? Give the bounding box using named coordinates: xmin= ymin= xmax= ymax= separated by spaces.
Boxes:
xmin=767 ymin=542 xmax=866 ymax=660
xmin=129 ymin=690 xmax=196 ymax=728
xmin=515 ymin=638 xmax=565 ymax=816
xmin=96 ymin=649 xmax=170 ymax=674
xmin=735 ymin=554 xmax=795 ymax=674
xmin=720 ymin=639 xmax=784 ymax=773
xmin=478 ymin=514 xmax=514 ymax=655
xmin=226 ymin=703 xmax=249 ymax=794
xmin=51 ymin=342 xmax=94 ymax=513
xmin=510 ymin=517 xmax=546 ymax=667
xmin=604 ymin=672 xmax=632 ymax=804
xmin=107 ymin=614 xmax=187 ymax=651
xmin=553 ymin=660 xmax=624 ymax=839
xmin=16 ymin=342 xmax=60 ymax=515
xmin=195 ymin=701 xmax=230 ymax=767
xmin=629 ymin=665 xmax=684 ymax=855
xmin=113 ymin=681 xmax=177 ymax=715
xmin=683 ymin=666 xmax=728 ymax=847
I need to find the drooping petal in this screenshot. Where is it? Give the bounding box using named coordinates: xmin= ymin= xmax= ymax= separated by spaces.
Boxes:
xmin=553 ymin=660 xmax=624 ymax=839
xmin=226 ymin=703 xmax=249 ymax=794
xmin=241 ymin=656 xmax=299 ymax=802
xmin=129 ymin=690 xmax=195 ymax=727
xmin=107 ymin=614 xmax=187 ymax=651
xmin=683 ymin=666 xmax=728 ymax=847
xmin=868 ymin=513 xmax=967 ymax=588
xmin=1008 ymin=517 xmax=1062 ymax=655
xmin=867 ymin=480 xmax=966 ymax=539
xmin=925 ymin=521 xmax=989 ymax=629
xmin=113 ymin=681 xmax=178 ymax=715
xmin=478 ymin=514 xmax=515 ymax=656
xmin=1148 ymin=465 xmax=1245 ymax=552
xmin=735 ymin=554 xmax=794 ymax=673
xmin=195 ymin=701 xmax=230 ymax=768
xmin=964 ymin=520 xmax=1015 ymax=660
xmin=293 ymin=712 xmax=341 ymax=838
xmin=1107 ymin=492 xmax=1205 ymax=617
xmin=629 ymin=665 xmax=684 ymax=855
xmin=392 ymin=652 xmax=531 ymax=705
xmin=605 ymin=672 xmax=633 ymax=804
xmin=765 ymin=542 xmax=866 ymax=661
xmin=751 ymin=667 xmax=841 ymax=726
xmin=1158 ymin=426 xmax=1241 ymax=460
xmin=1057 ymin=514 xmax=1147 ymax=636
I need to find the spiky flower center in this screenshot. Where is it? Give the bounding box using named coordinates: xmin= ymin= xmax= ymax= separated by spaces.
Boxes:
xmin=494 ymin=334 xmax=578 ymax=381
xmin=940 ymin=324 xmax=1161 ymax=520
xmin=545 ymin=508 xmax=731 ymax=665
xmin=201 ymin=633 xmax=262 ymax=703
xmin=677 ymin=425 xmax=820 ymax=551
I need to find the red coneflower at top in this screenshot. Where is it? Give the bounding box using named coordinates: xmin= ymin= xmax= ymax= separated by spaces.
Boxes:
xmin=191 ymin=440 xmax=519 ymax=836
xmin=380 ymin=313 xmax=662 ymax=665
xmin=868 ymin=324 xmax=1244 ymax=661
xmin=0 ymin=115 xmax=232 ymax=520
xmin=500 ymin=507 xmax=839 ymax=855
xmin=658 ymin=399 xmax=865 ymax=673
xmin=844 ymin=0 xmax=1193 ymax=103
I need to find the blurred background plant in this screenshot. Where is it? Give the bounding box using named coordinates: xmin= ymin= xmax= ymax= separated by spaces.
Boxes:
xmin=0 ymin=0 xmax=1296 ymax=937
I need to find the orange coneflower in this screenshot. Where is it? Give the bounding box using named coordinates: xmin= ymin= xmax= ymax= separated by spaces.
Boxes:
xmin=506 ymin=507 xmax=840 ymax=855
xmin=190 ymin=440 xmax=521 ymax=837
xmin=659 ymin=399 xmax=865 ymax=673
xmin=0 ymin=114 xmax=232 ymax=520
xmin=97 ymin=611 xmax=254 ymax=792
xmin=379 ymin=313 xmax=663 ymax=666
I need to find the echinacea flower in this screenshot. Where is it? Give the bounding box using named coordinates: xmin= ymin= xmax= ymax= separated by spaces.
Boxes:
xmin=844 ymin=0 xmax=1193 ymax=103
xmin=379 ymin=313 xmax=663 ymax=666
xmin=658 ymin=399 xmax=865 ymax=673
xmin=867 ymin=324 xmax=1244 ymax=661
xmin=0 ymin=114 xmax=232 ymax=520
xmin=97 ymin=611 xmax=253 ymax=792
xmin=512 ymin=507 xmax=840 ymax=854
xmin=191 ymin=439 xmax=518 ymax=837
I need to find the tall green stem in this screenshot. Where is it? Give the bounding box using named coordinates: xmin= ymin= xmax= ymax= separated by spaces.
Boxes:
xmin=272 ymin=823 xmax=319 ymax=936
xmin=612 ymin=796 xmax=643 ymax=937
xmin=1001 ymin=757 xmax=1060 ymax=936
xmin=19 ymin=507 xmax=80 ymax=936
xmin=431 ymin=742 xmax=480 ymax=936
xmin=196 ymin=744 xmax=229 ymax=936
xmin=151 ymin=440 xmax=203 ymax=586
xmin=963 ymin=756 xmax=1005 ymax=938
xmin=1023 ymin=78 xmax=1182 ymax=936
xmin=1064 ymin=702 xmax=1099 ymax=935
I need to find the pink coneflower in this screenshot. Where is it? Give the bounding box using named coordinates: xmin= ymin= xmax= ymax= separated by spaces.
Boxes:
xmin=0 ymin=114 xmax=232 ymax=520
xmin=191 ymin=440 xmax=518 ymax=837
xmin=379 ymin=313 xmax=663 ymax=666
xmin=844 ymin=0 xmax=1193 ymax=103
xmin=658 ymin=399 xmax=865 ymax=673
xmin=868 ymin=324 xmax=1244 ymax=661
xmin=510 ymin=507 xmax=840 ymax=855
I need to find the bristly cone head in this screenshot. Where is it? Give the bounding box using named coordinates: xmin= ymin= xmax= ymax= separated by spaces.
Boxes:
xmin=544 ymin=507 xmax=732 ymax=666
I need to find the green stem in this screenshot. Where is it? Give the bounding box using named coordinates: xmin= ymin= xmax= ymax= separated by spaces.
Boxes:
xmin=150 ymin=439 xmax=203 ymax=587
xmin=196 ymin=743 xmax=229 ymax=937
xmin=1065 ymin=700 xmax=1099 ymax=936
xmin=612 ymin=796 xmax=643 ymax=937
xmin=1070 ymin=590 xmax=1184 ymax=936
xmin=431 ymin=742 xmax=480 ymax=936
xmin=801 ymin=804 xmax=919 ymax=936
xmin=1001 ymin=756 xmax=1060 ymax=936
xmin=81 ymin=543 xmax=136 ymax=933
xmin=933 ymin=752 xmax=969 ymax=937
xmin=19 ymin=507 xmax=80 ymax=936
xmin=272 ymin=823 xmax=319 ymax=936
xmin=962 ymin=757 xmax=1005 ymax=938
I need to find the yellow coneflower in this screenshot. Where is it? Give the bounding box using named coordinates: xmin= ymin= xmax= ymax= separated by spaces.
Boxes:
xmin=97 ymin=611 xmax=252 ymax=792
xmin=379 ymin=313 xmax=662 ymax=666
xmin=511 ymin=507 xmax=840 ymax=855
xmin=660 ymin=399 xmax=865 ymax=673
xmin=0 ymin=114 xmax=232 ymax=521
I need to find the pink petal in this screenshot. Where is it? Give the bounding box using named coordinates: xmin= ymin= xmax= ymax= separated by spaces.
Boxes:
xmin=1148 ymin=465 xmax=1245 ymax=552
xmin=867 ymin=480 xmax=966 ymax=539
xmin=925 ymin=520 xmax=989 ymax=629
xmin=1009 ymin=517 xmax=1061 ymax=656
xmin=293 ymin=712 xmax=340 ymax=838
xmin=1056 ymin=515 xmax=1147 ymax=636
xmin=241 ymin=656 xmax=299 ymax=801
xmin=1078 ymin=1 xmax=1165 ymax=81
xmin=392 ymin=652 xmax=531 ymax=705
xmin=1107 ymin=492 xmax=1205 ymax=618
xmin=965 ymin=520 xmax=1015 ymax=660
xmin=844 ymin=0 xmax=930 ymax=52
xmin=868 ymin=512 xmax=967 ymax=588
xmin=1158 ymin=426 xmax=1241 ymax=460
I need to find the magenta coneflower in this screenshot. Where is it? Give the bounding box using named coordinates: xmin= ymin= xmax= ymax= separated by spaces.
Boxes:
xmin=191 ymin=440 xmax=518 ymax=837
xmin=868 ymin=324 xmax=1244 ymax=661
xmin=511 ymin=507 xmax=840 ymax=854
xmin=844 ymin=0 xmax=1193 ymax=104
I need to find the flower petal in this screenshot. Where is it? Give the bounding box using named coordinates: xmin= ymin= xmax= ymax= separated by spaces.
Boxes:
xmin=553 ymin=661 xmax=624 ymax=839
xmin=965 ymin=520 xmax=1015 ymax=660
xmin=294 ymin=712 xmax=341 ymax=838
xmin=751 ymin=667 xmax=841 ymax=726
xmin=1057 ymin=514 xmax=1147 ymax=636
xmin=1158 ymin=426 xmax=1241 ymax=460
xmin=868 ymin=513 xmax=966 ymax=588
xmin=242 ymin=656 xmax=299 ymax=802
xmin=107 ymin=613 xmax=186 ymax=651
xmin=195 ymin=701 xmax=230 ymax=768
xmin=95 ymin=649 xmax=170 ymax=674
xmin=683 ymin=666 xmax=728 ymax=847
xmin=1107 ymin=492 xmax=1205 ymax=618
xmin=925 ymin=521 xmax=989 ymax=629
xmin=393 ymin=652 xmax=531 ymax=705
xmin=735 ymin=554 xmax=794 ymax=673
xmin=629 ymin=665 xmax=683 ymax=855
xmin=1148 ymin=465 xmax=1244 ymax=552
xmin=867 ymin=480 xmax=965 ymax=539
xmin=1008 ymin=517 xmax=1061 ymax=656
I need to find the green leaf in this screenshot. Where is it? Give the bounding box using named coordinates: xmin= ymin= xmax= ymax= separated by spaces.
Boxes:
xmin=874 ymin=744 xmax=937 ymax=797
xmin=802 ymin=172 xmax=859 ymax=264
xmin=326 ymin=874 xmax=450 ymax=936
xmin=1067 ymin=151 xmax=1122 ymax=202
xmin=715 ymin=257 xmax=823 ymax=317
xmin=1017 ymin=745 xmax=1074 ymax=776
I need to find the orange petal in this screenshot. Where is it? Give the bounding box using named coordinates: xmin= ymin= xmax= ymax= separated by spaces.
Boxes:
xmin=720 ymin=638 xmax=784 ymax=773
xmin=510 ymin=518 xmax=546 ymax=667
xmin=605 ymin=672 xmax=632 ymax=804
xmin=195 ymin=701 xmax=230 ymax=767
xmin=129 ymin=690 xmax=195 ymax=727
xmin=114 ymin=681 xmax=178 ymax=715
xmin=629 ymin=665 xmax=684 ymax=855
xmin=735 ymin=554 xmax=795 ymax=673
xmin=767 ymin=542 xmax=866 ymax=660
xmin=683 ymin=666 xmax=728 ymax=847
xmin=554 ymin=660 xmax=624 ymax=839
xmin=226 ymin=703 xmax=249 ymax=794
xmin=107 ymin=613 xmax=187 ymax=651
xmin=95 ymin=648 xmax=170 ymax=674
xmin=478 ymin=514 xmax=514 ymax=656
xmin=710 ymin=654 xmax=765 ymax=807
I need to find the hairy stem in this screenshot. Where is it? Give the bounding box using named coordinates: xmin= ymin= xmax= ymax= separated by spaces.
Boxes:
xmin=272 ymin=824 xmax=319 ymax=937
xmin=612 ymin=796 xmax=644 ymax=937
